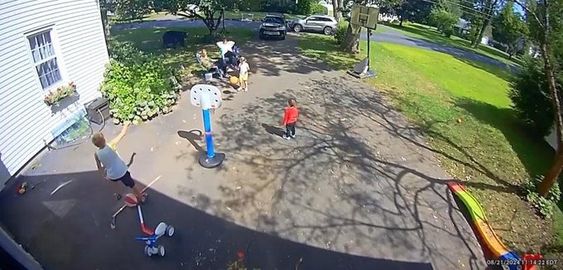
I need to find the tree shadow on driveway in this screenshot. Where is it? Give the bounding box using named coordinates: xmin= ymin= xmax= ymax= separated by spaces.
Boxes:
xmin=0 ymin=170 xmax=434 ymax=270
xmin=182 ymin=75 xmax=490 ymax=269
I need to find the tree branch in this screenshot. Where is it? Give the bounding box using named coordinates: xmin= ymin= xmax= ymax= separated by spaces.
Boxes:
xmin=177 ymin=9 xmax=205 ymax=21
xmin=512 ymin=0 xmax=545 ymax=28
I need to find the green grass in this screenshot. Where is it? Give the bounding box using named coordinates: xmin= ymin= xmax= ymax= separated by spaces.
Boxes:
xmin=382 ymin=22 xmax=523 ymax=67
xmin=110 ymin=27 xmax=254 ymax=77
xmin=299 ymin=34 xmax=561 ymax=255
xmin=224 ymin=10 xmax=304 ymax=21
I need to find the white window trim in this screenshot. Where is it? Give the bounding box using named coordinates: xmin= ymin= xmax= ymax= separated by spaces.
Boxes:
xmin=24 ymin=25 xmax=68 ymax=94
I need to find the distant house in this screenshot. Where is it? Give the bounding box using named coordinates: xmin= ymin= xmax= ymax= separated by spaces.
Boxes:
xmin=454 ymin=18 xmax=470 ymax=36
xmin=0 ymin=0 xmax=109 ymax=186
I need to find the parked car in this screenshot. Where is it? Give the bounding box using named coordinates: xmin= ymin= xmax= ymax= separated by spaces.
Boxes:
xmin=259 ymin=14 xmax=287 ymax=40
xmin=288 ymin=15 xmax=337 ymax=35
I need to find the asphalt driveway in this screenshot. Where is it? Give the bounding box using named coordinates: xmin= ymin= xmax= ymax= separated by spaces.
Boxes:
xmin=0 ymin=34 xmax=486 ymax=270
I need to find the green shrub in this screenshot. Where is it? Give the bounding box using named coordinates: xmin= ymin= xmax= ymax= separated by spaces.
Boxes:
xmin=108 ymin=40 xmax=148 ymax=65
xmin=523 ymin=175 xmax=561 ymax=218
xmin=296 ymin=0 xmax=312 ymax=15
xmin=310 ymin=3 xmax=327 ymax=15
xmin=101 ymin=44 xmax=180 ymax=124
xmin=430 ymin=8 xmax=458 ymax=37
xmin=334 ymin=20 xmax=349 ymax=45
xmin=509 ymin=57 xmax=559 ymax=137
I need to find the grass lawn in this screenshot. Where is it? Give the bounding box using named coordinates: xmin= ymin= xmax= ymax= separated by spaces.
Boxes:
xmin=299 ymin=33 xmax=563 ymax=261
xmin=110 ymin=27 xmax=254 ymax=79
xmin=223 ymin=10 xmax=304 ymax=21
xmin=382 ymin=22 xmax=522 ymax=67
xmin=110 ymin=11 xmax=305 ymax=24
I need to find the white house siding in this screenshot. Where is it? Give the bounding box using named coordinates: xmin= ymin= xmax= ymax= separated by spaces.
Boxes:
xmin=0 ymin=0 xmax=109 ymax=186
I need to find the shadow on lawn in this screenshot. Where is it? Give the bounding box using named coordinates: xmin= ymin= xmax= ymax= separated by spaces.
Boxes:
xmin=0 ymin=170 xmax=434 ymax=270
xmin=454 ymin=98 xmax=553 ymax=180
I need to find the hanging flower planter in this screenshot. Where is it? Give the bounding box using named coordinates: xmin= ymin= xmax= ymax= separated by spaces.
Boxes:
xmin=44 ymin=82 xmax=77 ymax=106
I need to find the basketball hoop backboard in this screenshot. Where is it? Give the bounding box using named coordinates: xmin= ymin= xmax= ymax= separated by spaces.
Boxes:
xmin=350 ymin=4 xmax=379 ymax=30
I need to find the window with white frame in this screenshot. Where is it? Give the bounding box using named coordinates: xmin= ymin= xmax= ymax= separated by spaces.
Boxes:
xmin=27 ymin=30 xmax=62 ymax=90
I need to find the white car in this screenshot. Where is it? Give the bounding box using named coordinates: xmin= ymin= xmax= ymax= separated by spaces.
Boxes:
xmin=288 ymin=15 xmax=338 ymax=35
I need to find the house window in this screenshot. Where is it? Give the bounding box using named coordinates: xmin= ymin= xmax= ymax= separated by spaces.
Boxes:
xmin=27 ymin=30 xmax=62 ymax=89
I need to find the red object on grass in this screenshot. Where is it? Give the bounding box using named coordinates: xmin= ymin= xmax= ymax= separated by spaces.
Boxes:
xmin=237 ymin=250 xmax=245 ymax=260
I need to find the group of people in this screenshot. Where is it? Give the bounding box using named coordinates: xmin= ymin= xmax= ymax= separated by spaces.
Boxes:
xmin=198 ymin=38 xmax=250 ymax=92
xmin=93 ymin=38 xmax=298 ymax=205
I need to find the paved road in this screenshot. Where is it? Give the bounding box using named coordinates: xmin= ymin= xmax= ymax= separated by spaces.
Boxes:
xmin=0 ymin=34 xmax=485 ymax=270
xmin=113 ymin=20 xmax=517 ymax=72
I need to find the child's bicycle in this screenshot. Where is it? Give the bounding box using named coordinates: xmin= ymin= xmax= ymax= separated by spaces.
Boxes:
xmin=135 ymin=222 xmax=175 ymax=257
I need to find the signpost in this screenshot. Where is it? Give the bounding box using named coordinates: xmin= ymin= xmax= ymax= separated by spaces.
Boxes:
xmin=190 ymin=84 xmax=225 ymax=168
xmin=347 ymin=5 xmax=380 ymax=79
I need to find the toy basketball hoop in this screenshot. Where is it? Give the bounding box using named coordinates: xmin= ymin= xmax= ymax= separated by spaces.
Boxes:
xmin=348 ymin=4 xmax=379 ymax=79
xmin=190 ymin=84 xmax=225 ymax=168
xmin=350 ymin=5 xmax=379 ymax=30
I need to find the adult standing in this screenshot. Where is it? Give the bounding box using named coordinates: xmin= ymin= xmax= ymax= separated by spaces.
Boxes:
xmin=216 ymin=38 xmax=235 ymax=60
xmin=216 ymin=38 xmax=235 ymax=76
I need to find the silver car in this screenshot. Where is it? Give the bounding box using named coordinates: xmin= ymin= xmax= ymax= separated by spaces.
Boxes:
xmin=289 ymin=15 xmax=338 ymax=35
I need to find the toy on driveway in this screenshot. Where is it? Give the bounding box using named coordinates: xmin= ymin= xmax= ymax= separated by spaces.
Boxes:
xmin=123 ymin=193 xmax=175 ymax=257
xmin=135 ymin=207 xmax=175 ymax=257
xmin=190 ymin=84 xmax=225 ymax=168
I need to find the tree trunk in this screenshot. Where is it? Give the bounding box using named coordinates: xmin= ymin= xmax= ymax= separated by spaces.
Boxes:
xmin=332 ymin=0 xmax=341 ymax=21
xmin=340 ymin=24 xmax=362 ymax=53
xmin=472 ymin=0 xmax=498 ymax=48
xmin=538 ymin=40 xmax=563 ymax=197
xmin=399 ymin=16 xmax=404 ymax=26
xmin=540 ymin=147 xmax=563 ymax=196
xmin=337 ymin=0 xmax=344 ymax=19
xmin=472 ymin=18 xmax=489 ymax=47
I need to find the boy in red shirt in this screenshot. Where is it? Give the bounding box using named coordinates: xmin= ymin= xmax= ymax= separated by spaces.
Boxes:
xmin=281 ymin=98 xmax=299 ymax=139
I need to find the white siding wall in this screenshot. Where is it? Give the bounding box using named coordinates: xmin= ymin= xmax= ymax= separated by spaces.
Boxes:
xmin=0 ymin=0 xmax=109 ymax=185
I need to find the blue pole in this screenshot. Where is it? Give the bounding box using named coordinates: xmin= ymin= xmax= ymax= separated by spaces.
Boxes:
xmin=202 ymin=109 xmax=215 ymax=158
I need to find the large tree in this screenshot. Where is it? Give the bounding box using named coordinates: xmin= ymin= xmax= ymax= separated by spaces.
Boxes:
xmin=332 ymin=0 xmax=342 ymax=21
xmin=492 ymin=1 xmax=528 ymax=59
xmin=512 ymin=0 xmax=563 ymax=196
xmin=392 ymin=0 xmax=433 ymax=26
xmin=470 ymin=0 xmax=501 ymax=47
xmin=430 ymin=0 xmax=462 ymax=37
xmin=155 ymin=0 xmax=227 ymax=37
xmin=340 ymin=0 xmax=401 ymax=53
xmin=115 ymin=0 xmax=152 ymax=21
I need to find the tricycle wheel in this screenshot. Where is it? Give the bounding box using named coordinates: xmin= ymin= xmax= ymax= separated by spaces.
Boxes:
xmin=159 ymin=245 xmax=165 ymax=257
xmin=145 ymin=246 xmax=152 ymax=257
xmin=166 ymin=225 xmax=175 ymax=237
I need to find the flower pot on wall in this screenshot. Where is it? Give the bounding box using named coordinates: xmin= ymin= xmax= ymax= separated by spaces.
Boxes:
xmin=44 ymin=82 xmax=79 ymax=114
xmin=49 ymin=92 xmax=80 ymax=114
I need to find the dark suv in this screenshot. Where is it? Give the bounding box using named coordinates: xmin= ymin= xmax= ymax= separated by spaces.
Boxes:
xmin=259 ymin=14 xmax=287 ymax=40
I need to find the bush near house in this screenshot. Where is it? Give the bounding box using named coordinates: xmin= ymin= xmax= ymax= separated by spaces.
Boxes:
xmin=334 ymin=20 xmax=349 ymax=45
xmin=310 ymin=2 xmax=327 ymax=15
xmin=509 ymin=57 xmax=559 ymax=137
xmin=101 ymin=41 xmax=180 ymax=124
xmin=524 ymin=175 xmax=561 ymax=218
xmin=296 ymin=0 xmax=312 ymax=15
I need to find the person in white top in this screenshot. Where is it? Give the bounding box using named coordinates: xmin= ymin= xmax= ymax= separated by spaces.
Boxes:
xmin=92 ymin=122 xmax=145 ymax=202
xmin=238 ymin=57 xmax=250 ymax=92
xmin=216 ymin=38 xmax=235 ymax=60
